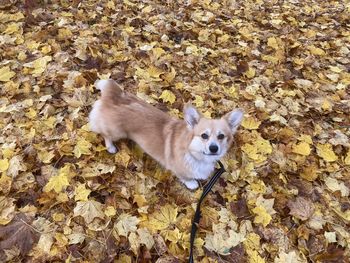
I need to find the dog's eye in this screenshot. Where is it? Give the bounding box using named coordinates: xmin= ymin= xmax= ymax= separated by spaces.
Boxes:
xmin=217 ymin=134 xmax=225 ymax=140
xmin=201 ymin=133 xmax=209 ymax=139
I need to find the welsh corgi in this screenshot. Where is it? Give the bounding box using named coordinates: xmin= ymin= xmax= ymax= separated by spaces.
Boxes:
xmin=89 ymin=79 xmax=243 ymax=189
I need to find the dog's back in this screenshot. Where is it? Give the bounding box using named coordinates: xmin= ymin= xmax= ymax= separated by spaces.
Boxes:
xmin=89 ymin=80 xmax=178 ymax=161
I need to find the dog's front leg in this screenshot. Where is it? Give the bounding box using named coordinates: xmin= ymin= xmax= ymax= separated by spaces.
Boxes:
xmin=104 ymin=137 xmax=118 ymax=154
xmin=180 ymin=179 xmax=199 ymax=190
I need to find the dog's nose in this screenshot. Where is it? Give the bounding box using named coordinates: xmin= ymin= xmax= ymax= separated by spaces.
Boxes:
xmin=209 ymin=144 xmax=218 ymax=153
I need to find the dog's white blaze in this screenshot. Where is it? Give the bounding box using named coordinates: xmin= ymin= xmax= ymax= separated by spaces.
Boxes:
xmin=189 ymin=136 xmax=204 ymax=153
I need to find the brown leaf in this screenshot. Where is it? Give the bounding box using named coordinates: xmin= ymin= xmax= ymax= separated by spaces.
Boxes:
xmin=223 ymin=243 xmax=246 ymax=263
xmin=153 ymin=234 xmax=167 ymax=255
xmin=230 ymin=198 xmax=250 ymax=219
xmin=287 ymin=197 xmax=314 ymax=221
xmin=155 ymin=256 xmax=179 ymax=263
xmin=237 ymin=61 xmax=249 ymax=75
xmin=307 ymin=234 xmax=325 ymax=256
xmin=0 ymin=214 xmax=39 ymax=256
xmin=314 ymin=245 xmax=349 ymax=263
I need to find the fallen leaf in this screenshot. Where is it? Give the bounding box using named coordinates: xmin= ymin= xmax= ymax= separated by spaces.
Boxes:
xmin=0 ymin=214 xmax=39 ymax=256
xmin=73 ymin=200 xmax=105 ymax=224
xmin=242 ymin=117 xmax=261 ymax=130
xmin=0 ymin=66 xmax=15 ymax=82
xmin=43 ymin=167 xmax=70 ymax=193
xmin=159 ymin=90 xmax=176 ymax=104
xmin=23 ymin=56 xmax=52 ymax=76
xmin=288 ymin=197 xmax=314 ymax=221
xmin=324 ymin=177 xmax=349 ymax=197
xmin=252 ymin=206 xmax=272 ymax=227
xmin=115 ymin=213 xmax=140 ymax=237
xmin=74 ymin=183 xmax=91 ymax=201
xmin=292 ymin=142 xmax=311 ymax=156
xmin=143 ymin=204 xmax=177 ymax=231
xmin=0 ymin=159 xmax=9 ymax=172
xmin=316 ymin=143 xmax=338 ymax=162
xmin=73 ymin=138 xmax=92 ymax=158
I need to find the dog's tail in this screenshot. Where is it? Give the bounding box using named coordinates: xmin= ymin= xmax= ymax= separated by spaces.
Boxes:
xmin=94 ymin=79 xmax=123 ymax=103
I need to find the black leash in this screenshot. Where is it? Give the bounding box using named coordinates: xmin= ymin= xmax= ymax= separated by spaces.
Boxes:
xmin=188 ymin=161 xmax=226 ymax=263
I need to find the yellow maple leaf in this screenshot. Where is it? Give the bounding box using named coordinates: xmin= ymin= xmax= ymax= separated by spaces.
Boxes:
xmin=37 ymin=150 xmax=56 ymax=164
xmin=26 ymin=40 xmax=40 ymax=50
xmin=242 ymin=117 xmax=261 ymax=130
xmin=133 ymin=194 xmax=147 ymax=207
xmin=0 ymin=174 xmax=12 ymax=194
xmin=162 ymin=228 xmax=181 ymax=243
xmin=159 ymin=90 xmax=176 ymax=104
xmin=52 ymin=213 xmax=65 ymax=222
xmin=0 ymin=159 xmax=9 ymax=172
xmin=115 ymin=254 xmax=132 ymax=263
xmin=115 ymin=150 xmax=131 ymax=167
xmin=321 ymin=99 xmax=332 ymax=111
xmin=137 ymin=228 xmax=155 ymax=250
xmin=316 ymin=143 xmax=338 ymax=162
xmin=105 ymin=206 xmax=116 ymax=217
xmin=242 ymin=137 xmax=272 ymax=163
xmin=252 ymin=206 xmax=272 ymax=227
xmin=325 ymin=178 xmax=349 ymax=197
xmin=143 ymin=204 xmax=178 ymax=231
xmin=115 ymin=213 xmax=140 ymax=236
xmin=106 ymin=0 xmax=115 ymax=9
xmin=73 ymin=200 xmax=105 ymax=224
xmin=0 ymin=66 xmax=15 ymax=82
xmin=292 ymin=142 xmax=311 ymax=156
xmin=244 ymin=233 xmax=260 ymax=251
xmin=58 ymin=28 xmax=73 ymax=40
xmin=163 ymin=67 xmax=176 ymax=83
xmin=73 ymin=138 xmax=92 ymax=158
xmin=308 ymin=45 xmax=325 ymax=56
xmin=4 ymin=22 xmax=21 ymax=34
xmin=204 ymin=229 xmax=244 ymax=255
xmin=0 ymin=12 xmax=24 ymax=22
xmin=25 ymin=108 xmax=37 ymax=119
xmin=250 ymin=180 xmax=266 ymax=194
xmin=74 ymin=183 xmax=91 ymax=201
xmin=244 ymin=67 xmax=256 ymax=78
xmin=247 ymin=250 xmax=265 ymax=263
xmin=298 ymin=134 xmax=312 ymax=144
xmin=329 ymin=66 xmax=343 ymax=73
xmin=147 ymin=65 xmax=164 ymax=79
xmin=152 ymin=47 xmax=165 ymax=59
xmin=193 ymin=95 xmax=204 ymax=107
xmin=300 ymin=165 xmax=318 ymax=182
xmin=43 ymin=172 xmax=69 ymax=193
xmin=345 ymin=150 xmax=350 ymax=165
xmin=267 ymin=37 xmax=278 ymax=50
xmin=23 ymin=56 xmax=52 ymax=76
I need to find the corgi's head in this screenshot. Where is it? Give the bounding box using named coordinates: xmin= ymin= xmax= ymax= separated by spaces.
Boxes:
xmin=184 ymin=104 xmax=243 ymax=162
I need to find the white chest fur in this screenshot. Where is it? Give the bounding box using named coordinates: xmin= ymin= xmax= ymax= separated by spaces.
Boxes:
xmin=184 ymin=154 xmax=215 ymax=180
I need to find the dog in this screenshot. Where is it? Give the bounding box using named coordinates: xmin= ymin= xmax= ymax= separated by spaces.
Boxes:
xmin=89 ymin=79 xmax=243 ymax=189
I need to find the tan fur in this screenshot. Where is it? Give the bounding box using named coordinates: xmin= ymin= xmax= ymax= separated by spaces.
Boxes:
xmin=89 ymin=79 xmax=243 ymax=189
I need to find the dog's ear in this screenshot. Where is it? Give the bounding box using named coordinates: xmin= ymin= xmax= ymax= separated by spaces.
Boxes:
xmin=184 ymin=103 xmax=201 ymax=129
xmin=223 ymin=109 xmax=244 ymax=133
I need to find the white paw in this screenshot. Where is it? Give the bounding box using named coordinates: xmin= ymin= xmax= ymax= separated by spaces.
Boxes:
xmin=107 ymin=145 xmax=118 ymax=154
xmin=194 ymin=172 xmax=211 ymax=180
xmin=184 ymin=180 xmax=199 ymax=190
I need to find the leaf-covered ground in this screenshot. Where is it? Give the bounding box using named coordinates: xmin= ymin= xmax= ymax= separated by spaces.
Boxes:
xmin=1 ymin=0 xmax=350 ymax=262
